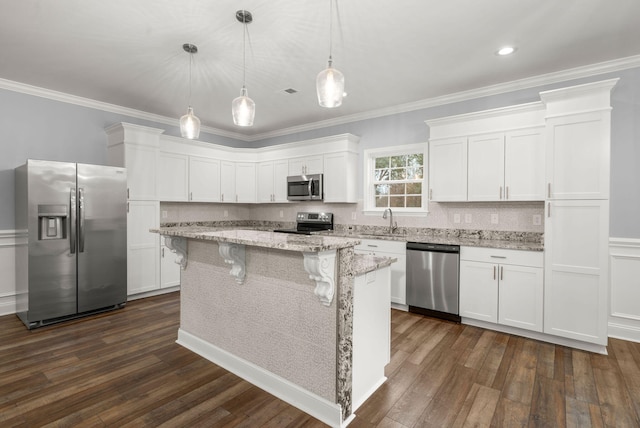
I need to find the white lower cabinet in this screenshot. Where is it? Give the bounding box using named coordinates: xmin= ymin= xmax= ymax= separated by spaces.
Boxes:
xmin=160 ymin=243 xmax=180 ymax=289
xmin=354 ymin=239 xmax=406 ymax=306
xmin=460 ymin=247 xmax=543 ymax=332
xmin=127 ymin=200 xmax=160 ymax=295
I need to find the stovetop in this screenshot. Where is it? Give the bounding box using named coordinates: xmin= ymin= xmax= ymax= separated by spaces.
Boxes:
xmin=273 ymin=212 xmax=333 ymax=235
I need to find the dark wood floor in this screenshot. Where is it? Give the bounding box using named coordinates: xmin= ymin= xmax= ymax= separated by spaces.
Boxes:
xmin=1 ymin=293 xmax=639 ymax=427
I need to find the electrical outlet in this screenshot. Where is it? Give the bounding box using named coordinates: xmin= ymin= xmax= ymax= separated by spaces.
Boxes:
xmin=351 ymin=212 xmax=357 ymax=220
xmin=161 ymin=210 xmax=168 ymax=219
xmin=465 ymin=213 xmax=473 ymax=223
xmin=279 ymin=210 xmax=284 ymax=218
xmin=453 ymin=213 xmax=461 ymax=224
xmin=491 ymin=213 xmax=499 ymax=224
xmin=533 ymin=214 xmax=542 ymax=226
xmin=223 ymin=210 xmax=228 ymax=218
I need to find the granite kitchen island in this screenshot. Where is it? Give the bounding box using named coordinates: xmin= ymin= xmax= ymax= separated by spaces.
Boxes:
xmin=152 ymin=228 xmax=396 ymax=427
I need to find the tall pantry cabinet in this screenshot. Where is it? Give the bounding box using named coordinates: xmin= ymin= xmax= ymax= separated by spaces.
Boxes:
xmin=106 ymin=123 xmax=167 ymax=297
xmin=540 ymin=79 xmax=618 ymax=347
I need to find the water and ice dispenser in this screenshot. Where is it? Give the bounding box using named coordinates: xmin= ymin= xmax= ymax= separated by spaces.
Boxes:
xmin=37 ymin=204 xmax=67 ymax=240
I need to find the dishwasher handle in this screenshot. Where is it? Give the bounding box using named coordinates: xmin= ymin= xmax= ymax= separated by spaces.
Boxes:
xmin=406 ymin=242 xmax=460 ymax=253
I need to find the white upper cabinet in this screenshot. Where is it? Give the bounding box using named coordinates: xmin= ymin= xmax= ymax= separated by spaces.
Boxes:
xmin=189 ymin=156 xmax=221 ymax=202
xmin=428 ymin=137 xmax=468 ymax=201
xmin=220 ymin=161 xmax=236 ymax=203
xmin=504 ymin=128 xmax=545 ymax=200
xmin=257 ymin=160 xmax=288 ymax=203
xmin=544 ymin=111 xmax=611 ymax=200
xmin=157 ymin=152 xmax=189 ymax=202
xmin=235 ymin=162 xmax=256 ymax=203
xmin=288 ymin=155 xmax=323 ymax=176
xmin=426 ymin=103 xmax=546 ymax=203
xmin=467 ymin=133 xmax=505 ymax=201
xmin=467 ymin=128 xmax=545 ymax=201
xmin=323 ymin=151 xmax=358 ymax=203
xmin=106 ymin=123 xmax=163 ymax=201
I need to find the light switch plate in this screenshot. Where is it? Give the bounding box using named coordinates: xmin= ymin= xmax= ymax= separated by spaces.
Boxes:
xmin=533 ymin=214 xmax=542 ymax=226
xmin=162 ymin=210 xmax=168 ymax=219
xmin=491 ymin=213 xmax=499 ymax=224
xmin=465 ymin=213 xmax=473 ymax=223
xmin=453 ymin=213 xmax=461 ymax=224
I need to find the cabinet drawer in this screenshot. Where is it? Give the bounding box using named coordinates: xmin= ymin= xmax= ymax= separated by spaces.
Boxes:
xmin=355 ymin=239 xmax=406 ymax=254
xmin=460 ymin=246 xmax=542 ymax=267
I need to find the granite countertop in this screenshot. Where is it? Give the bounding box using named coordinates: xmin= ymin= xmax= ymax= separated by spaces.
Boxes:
xmin=151 ymin=227 xmax=361 ymax=252
xmin=319 ymin=231 xmax=543 ymax=251
xmin=352 ymin=254 xmax=397 ymax=276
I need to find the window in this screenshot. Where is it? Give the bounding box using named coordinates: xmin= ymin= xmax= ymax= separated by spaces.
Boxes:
xmin=364 ymin=143 xmax=428 ymax=214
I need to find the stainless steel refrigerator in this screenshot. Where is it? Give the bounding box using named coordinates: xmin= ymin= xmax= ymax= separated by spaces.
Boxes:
xmin=15 ymin=159 xmax=127 ymax=329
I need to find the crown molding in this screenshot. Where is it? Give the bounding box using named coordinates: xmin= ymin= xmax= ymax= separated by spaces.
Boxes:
xmin=247 ymin=54 xmax=640 ymax=141
xmin=0 ymin=78 xmax=247 ymax=141
xmin=2 ymin=55 xmax=640 ymax=144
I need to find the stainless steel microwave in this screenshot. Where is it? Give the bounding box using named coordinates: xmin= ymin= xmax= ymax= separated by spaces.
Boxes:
xmin=287 ymin=174 xmax=323 ymax=201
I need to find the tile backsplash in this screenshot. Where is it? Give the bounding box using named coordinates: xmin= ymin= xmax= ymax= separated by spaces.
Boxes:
xmin=160 ymin=200 xmax=544 ymax=233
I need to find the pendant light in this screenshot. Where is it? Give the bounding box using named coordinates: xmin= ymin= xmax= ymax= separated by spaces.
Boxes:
xmin=232 ymin=10 xmax=255 ymax=127
xmin=179 ymin=43 xmax=201 ymax=139
xmin=316 ymin=0 xmax=344 ymax=108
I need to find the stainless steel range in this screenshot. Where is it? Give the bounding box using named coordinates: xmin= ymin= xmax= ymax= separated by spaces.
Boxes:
xmin=273 ymin=212 xmax=333 ymax=235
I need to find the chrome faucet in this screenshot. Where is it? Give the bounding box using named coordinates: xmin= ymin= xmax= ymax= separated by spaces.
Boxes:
xmin=382 ymin=208 xmax=397 ymax=234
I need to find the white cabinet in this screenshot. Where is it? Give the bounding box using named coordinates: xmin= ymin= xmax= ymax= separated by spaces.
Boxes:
xmin=323 ymin=151 xmax=358 ymax=203
xmin=235 ymin=162 xmax=256 ymax=203
xmin=157 ymin=152 xmax=188 ymax=202
xmin=124 ymin=144 xmax=158 ymax=200
xmin=220 ymin=161 xmax=256 ymax=203
xmin=257 ymin=160 xmax=288 ymax=203
xmin=467 ymin=128 xmax=545 ymax=201
xmin=504 ymin=128 xmax=545 ymax=200
xmin=160 ymin=242 xmax=180 ymax=289
xmin=355 ymin=239 xmax=406 ymax=306
xmin=127 ymin=200 xmax=160 ymax=295
xmin=428 ymin=137 xmax=467 ymax=202
xmin=460 ymin=247 xmax=543 ymax=332
xmin=288 ymin=155 xmax=323 ymax=176
xmin=540 ymin=79 xmax=617 ymax=348
xmin=543 ymin=200 xmax=609 ymax=344
xmin=220 ymin=161 xmax=236 ymax=203
xmin=189 ymin=156 xmax=221 ymax=202
xmin=545 ymin=111 xmax=610 ymax=200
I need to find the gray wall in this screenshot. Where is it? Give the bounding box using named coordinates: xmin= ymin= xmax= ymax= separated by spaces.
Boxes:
xmin=1 ymin=67 xmax=639 ymax=237
xmin=0 ymin=89 xmax=244 ymax=229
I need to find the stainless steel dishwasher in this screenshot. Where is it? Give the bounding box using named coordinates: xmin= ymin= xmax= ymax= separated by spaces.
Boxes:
xmin=406 ymin=242 xmax=461 ymax=322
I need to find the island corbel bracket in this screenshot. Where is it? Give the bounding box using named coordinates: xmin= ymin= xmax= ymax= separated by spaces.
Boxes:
xmin=164 ymin=236 xmax=188 ymax=270
xmin=218 ymin=242 xmax=246 ymax=284
xmin=303 ymin=250 xmax=337 ymax=306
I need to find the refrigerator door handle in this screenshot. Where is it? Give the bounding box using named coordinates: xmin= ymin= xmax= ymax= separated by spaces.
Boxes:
xmin=78 ymin=187 xmax=85 ymax=253
xmin=70 ymin=188 xmax=76 ymax=254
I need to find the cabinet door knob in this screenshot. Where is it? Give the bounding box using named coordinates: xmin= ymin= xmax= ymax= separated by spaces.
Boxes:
xmin=547 ymin=202 xmax=551 ymax=217
xmin=499 ymin=186 xmax=503 ymax=200
xmin=547 ymin=183 xmax=551 ymax=198
xmin=500 ymin=266 xmax=504 ymax=281
xmin=493 ymin=266 xmax=496 ymax=280
xmin=506 ymin=186 xmax=509 ymax=200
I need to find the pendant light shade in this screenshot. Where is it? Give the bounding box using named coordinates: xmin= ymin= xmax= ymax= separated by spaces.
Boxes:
xmin=232 ymin=10 xmax=255 ymax=127
xmin=179 ymin=43 xmax=200 ymax=140
xmin=317 ymin=0 xmax=344 ymax=108
xmin=232 ymin=86 xmax=255 ymax=127
xmin=316 ymin=58 xmax=345 ymax=108
xmin=180 ymin=106 xmax=201 ymax=139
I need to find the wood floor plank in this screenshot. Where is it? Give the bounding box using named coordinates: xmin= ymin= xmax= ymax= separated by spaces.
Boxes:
xmin=3 ymin=293 xmax=640 ymax=427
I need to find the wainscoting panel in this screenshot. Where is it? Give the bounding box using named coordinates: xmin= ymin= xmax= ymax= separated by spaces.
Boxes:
xmin=0 ymin=230 xmax=25 ymax=316
xmin=609 ymin=237 xmax=640 ymax=343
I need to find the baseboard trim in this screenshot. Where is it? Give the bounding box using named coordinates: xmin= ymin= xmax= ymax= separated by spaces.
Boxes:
xmin=462 ymin=318 xmax=608 ymax=354
xmin=176 ymin=328 xmax=347 ymax=428
xmin=127 ymin=286 xmax=180 ymax=301
xmin=0 ymin=294 xmax=17 ymax=317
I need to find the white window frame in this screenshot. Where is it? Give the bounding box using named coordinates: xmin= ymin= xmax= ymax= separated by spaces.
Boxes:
xmin=363 ymin=143 xmax=429 ymax=216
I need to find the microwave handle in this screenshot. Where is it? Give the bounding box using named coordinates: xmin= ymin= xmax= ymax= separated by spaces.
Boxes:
xmin=308 ymin=177 xmax=313 ymax=196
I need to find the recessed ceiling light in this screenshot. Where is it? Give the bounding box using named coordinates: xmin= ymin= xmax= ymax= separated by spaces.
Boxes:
xmin=496 ymin=46 xmax=516 ymax=56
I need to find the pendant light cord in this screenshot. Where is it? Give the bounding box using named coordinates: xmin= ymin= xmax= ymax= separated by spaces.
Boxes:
xmin=328 ymin=0 xmax=334 ymax=63
xmin=242 ymin=12 xmax=247 ymax=88
xmin=188 ymin=52 xmax=193 ymax=106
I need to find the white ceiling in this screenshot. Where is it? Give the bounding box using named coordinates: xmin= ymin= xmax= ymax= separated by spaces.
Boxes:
xmin=2 ymin=0 xmax=640 ymax=140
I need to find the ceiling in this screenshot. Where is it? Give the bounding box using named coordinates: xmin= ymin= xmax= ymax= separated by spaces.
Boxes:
xmin=2 ymin=0 xmax=640 ymax=140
